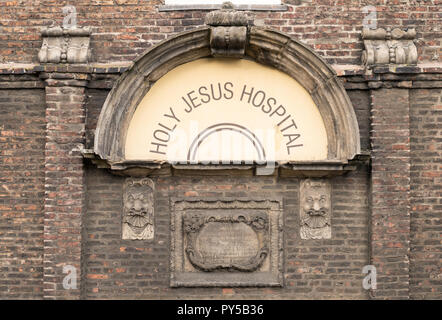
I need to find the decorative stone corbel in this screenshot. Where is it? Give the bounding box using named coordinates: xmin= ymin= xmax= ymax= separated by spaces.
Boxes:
xmin=38 ymin=26 xmax=91 ymax=64
xmin=205 ymin=2 xmax=248 ymax=58
xmin=362 ymin=28 xmax=418 ymax=67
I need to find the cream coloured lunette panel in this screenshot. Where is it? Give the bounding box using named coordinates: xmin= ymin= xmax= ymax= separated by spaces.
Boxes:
xmin=125 ymin=58 xmax=328 ymax=163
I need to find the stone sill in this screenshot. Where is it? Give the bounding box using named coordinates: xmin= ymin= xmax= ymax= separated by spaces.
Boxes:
xmin=82 ymin=151 xmax=367 ymax=178
xmin=332 ymin=63 xmax=442 ymax=76
xmin=158 ymin=4 xmax=288 ymax=11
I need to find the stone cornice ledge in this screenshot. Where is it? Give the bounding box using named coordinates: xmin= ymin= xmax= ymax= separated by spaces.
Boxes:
xmin=1 ymin=62 xmax=440 ymax=76
xmin=0 ymin=62 xmax=132 ymax=75
xmin=332 ymin=62 xmax=442 ymax=76
xmin=158 ymin=4 xmax=288 ymax=11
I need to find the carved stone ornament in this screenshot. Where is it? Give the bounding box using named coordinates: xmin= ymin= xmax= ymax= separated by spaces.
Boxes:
xmin=122 ymin=178 xmax=154 ymax=240
xmin=170 ymin=198 xmax=283 ymax=287
xmin=183 ymin=211 xmax=269 ymax=272
xmin=205 ymin=2 xmax=248 ymax=58
xmin=300 ymin=179 xmax=331 ymax=240
xmin=38 ymin=26 xmax=91 ymax=64
xmin=362 ymin=28 xmax=418 ymax=66
xmin=93 ymin=17 xmax=362 ymax=174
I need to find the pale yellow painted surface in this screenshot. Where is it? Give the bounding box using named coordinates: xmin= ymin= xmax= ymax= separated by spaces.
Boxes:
xmin=125 ymin=58 xmax=328 ymax=162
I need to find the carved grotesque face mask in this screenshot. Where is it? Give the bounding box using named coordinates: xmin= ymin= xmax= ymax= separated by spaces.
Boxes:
xmin=123 ymin=184 xmax=153 ymax=235
xmin=301 ymin=179 xmax=331 ymax=230
xmin=303 ymin=192 xmax=329 ymax=229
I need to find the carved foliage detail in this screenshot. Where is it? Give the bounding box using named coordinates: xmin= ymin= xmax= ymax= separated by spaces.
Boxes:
xmin=38 ymin=26 xmax=91 ymax=64
xmin=362 ymin=28 xmax=418 ymax=66
xmin=300 ymin=179 xmax=331 ymax=240
xmin=122 ymin=178 xmax=154 ymax=240
xmin=170 ymin=198 xmax=283 ymax=287
xmin=183 ymin=212 xmax=269 ymax=272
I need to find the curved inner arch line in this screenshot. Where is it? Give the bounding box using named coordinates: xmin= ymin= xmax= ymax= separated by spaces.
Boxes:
xmin=187 ymin=123 xmax=267 ymax=163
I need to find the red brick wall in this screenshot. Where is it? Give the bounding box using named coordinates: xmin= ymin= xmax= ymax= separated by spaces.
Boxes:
xmin=370 ymin=88 xmax=411 ymax=299
xmin=0 ymin=0 xmax=439 ymax=64
xmin=85 ymin=88 xmax=109 ymax=150
xmin=410 ymin=88 xmax=442 ymax=299
xmin=0 ymin=88 xmax=46 ymax=299
xmin=348 ymin=90 xmax=371 ymax=151
xmin=83 ymin=165 xmax=370 ymax=299
xmin=81 ymin=81 xmax=373 ymax=299
xmin=0 ymin=0 xmax=440 ymax=299
xmin=42 ymin=73 xmax=88 ymax=299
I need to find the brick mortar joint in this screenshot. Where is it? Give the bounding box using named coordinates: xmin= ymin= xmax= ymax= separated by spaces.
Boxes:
xmin=42 ymin=77 xmax=87 ymax=299
xmin=368 ymin=88 xmax=412 ymax=299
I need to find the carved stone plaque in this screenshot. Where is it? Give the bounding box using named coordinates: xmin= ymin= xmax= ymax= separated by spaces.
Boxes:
xmin=122 ymin=178 xmax=154 ymax=240
xmin=171 ymin=198 xmax=283 ymax=287
xmin=300 ymin=179 xmax=331 ymax=240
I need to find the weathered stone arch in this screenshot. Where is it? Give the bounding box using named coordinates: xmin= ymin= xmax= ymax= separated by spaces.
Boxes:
xmin=94 ymin=25 xmax=361 ymax=174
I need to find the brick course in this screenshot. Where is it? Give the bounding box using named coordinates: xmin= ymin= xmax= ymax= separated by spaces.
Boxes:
xmin=370 ymin=88 xmax=411 ymax=299
xmin=83 ymin=166 xmax=370 ymax=299
xmin=0 ymin=1 xmax=440 ymax=65
xmin=410 ymin=88 xmax=442 ymax=299
xmin=42 ymin=73 xmax=88 ymax=299
xmin=0 ymin=88 xmax=46 ymax=299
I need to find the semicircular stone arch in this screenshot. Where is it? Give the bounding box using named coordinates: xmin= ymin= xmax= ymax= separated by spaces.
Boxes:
xmin=94 ymin=25 xmax=361 ymax=173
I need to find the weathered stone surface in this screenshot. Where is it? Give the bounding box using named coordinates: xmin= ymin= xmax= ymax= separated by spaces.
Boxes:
xmin=210 ymin=26 xmax=247 ymax=58
xmin=122 ymin=178 xmax=154 ymax=240
xmin=170 ymin=198 xmax=283 ymax=287
xmin=38 ymin=26 xmax=91 ymax=64
xmin=299 ymin=179 xmax=331 ymax=240
xmin=204 ymin=2 xmax=248 ymax=26
xmin=362 ymin=28 xmax=418 ymax=67
xmin=184 ymin=211 xmax=268 ymax=272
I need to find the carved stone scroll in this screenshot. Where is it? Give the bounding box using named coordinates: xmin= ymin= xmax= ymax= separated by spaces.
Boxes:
xmin=170 ymin=198 xmax=283 ymax=287
xmin=183 ymin=211 xmax=269 ymax=272
xmin=362 ymin=28 xmax=418 ymax=66
xmin=300 ymin=179 xmax=331 ymax=240
xmin=38 ymin=26 xmax=91 ymax=64
xmin=205 ymin=2 xmax=248 ymax=58
xmin=122 ymin=178 xmax=154 ymax=240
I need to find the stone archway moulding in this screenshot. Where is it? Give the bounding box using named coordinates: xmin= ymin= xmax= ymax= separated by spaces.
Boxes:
xmin=93 ymin=10 xmax=361 ymax=176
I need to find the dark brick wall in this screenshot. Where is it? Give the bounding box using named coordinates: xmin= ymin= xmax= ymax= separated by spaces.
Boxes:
xmin=42 ymin=74 xmax=88 ymax=299
xmin=347 ymin=89 xmax=371 ymax=152
xmin=0 ymin=0 xmax=439 ymax=296
xmin=0 ymin=73 xmax=440 ymax=300
xmin=370 ymin=88 xmax=411 ymax=299
xmin=82 ymin=83 xmax=374 ymax=299
xmin=85 ymin=88 xmax=110 ymax=150
xmin=410 ymin=88 xmax=442 ymax=300
xmin=83 ymin=165 xmax=370 ymax=299
xmin=0 ymin=0 xmax=440 ymax=64
xmin=0 ymin=88 xmax=46 ymax=299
